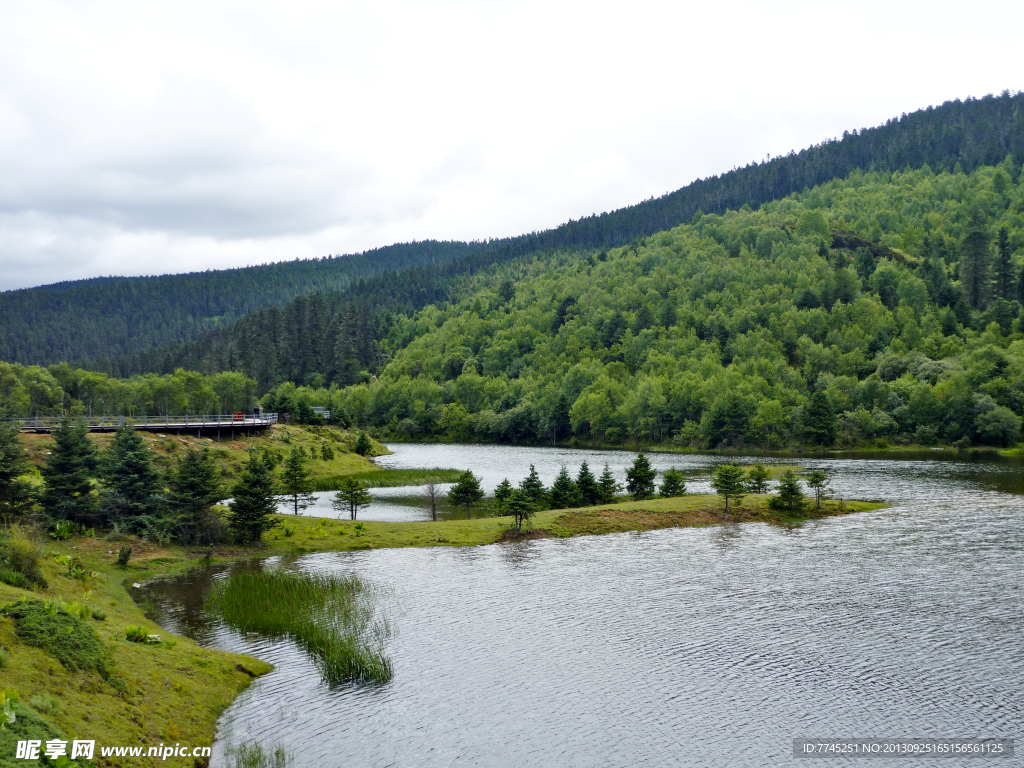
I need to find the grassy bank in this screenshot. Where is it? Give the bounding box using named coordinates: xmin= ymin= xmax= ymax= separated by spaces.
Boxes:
xmin=0 ymin=532 xmax=271 ymax=768
xmin=0 ymin=492 xmax=884 ymax=765
xmin=17 ymin=423 xmax=388 ymax=487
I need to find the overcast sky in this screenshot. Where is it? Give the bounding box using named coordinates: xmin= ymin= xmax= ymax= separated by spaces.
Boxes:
xmin=0 ymin=0 xmax=1021 ymax=291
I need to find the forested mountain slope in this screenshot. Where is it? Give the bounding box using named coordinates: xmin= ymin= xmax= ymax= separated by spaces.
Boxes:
xmin=263 ymin=162 xmax=1024 ymax=449
xmin=4 ymin=92 xmax=1023 ymax=367
xmin=0 ymin=240 xmax=476 ymax=365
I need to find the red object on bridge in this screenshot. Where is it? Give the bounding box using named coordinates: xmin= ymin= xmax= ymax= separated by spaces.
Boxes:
xmin=233 ymin=412 xmax=244 ymax=422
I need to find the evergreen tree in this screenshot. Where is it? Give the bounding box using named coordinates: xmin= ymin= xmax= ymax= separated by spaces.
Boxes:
xmin=0 ymin=410 xmax=32 ymax=521
xmin=448 ymin=470 xmax=484 ymax=519
xmin=659 ymin=301 xmax=677 ymax=329
xmin=710 ymin=463 xmax=745 ymax=513
xmin=279 ymin=446 xmax=315 ymax=515
xmin=598 ymin=463 xmax=621 ymax=502
xmin=625 ymin=452 xmax=656 ymax=500
xmin=549 ymin=466 xmax=581 ymax=509
xmin=549 ymin=393 xmax=571 ymax=445
xmin=40 ymin=418 xmax=99 ymax=525
xmin=659 ymin=467 xmax=686 ymax=497
xmin=167 ymin=448 xmax=222 ymax=545
xmin=333 ymin=476 xmax=373 ymax=520
xmin=575 ymin=461 xmax=602 ymax=506
xmin=995 ymin=227 xmax=1014 ymax=301
xmin=229 ymin=451 xmax=279 ymax=543
xmin=493 ymin=478 xmax=513 ymax=511
xmin=768 ymin=469 xmax=805 ymax=512
xmin=804 ymin=391 xmax=836 ymax=446
xmin=745 ymin=462 xmax=771 ymax=494
xmin=354 ymin=431 xmax=373 ymax=456
xmin=519 ymin=464 xmax=547 ymax=508
xmin=960 ymin=207 xmax=991 ymax=308
xmin=506 ymin=488 xmax=534 ymax=532
xmin=100 ymin=426 xmax=163 ymax=527
xmin=805 ymin=469 xmax=832 ymax=510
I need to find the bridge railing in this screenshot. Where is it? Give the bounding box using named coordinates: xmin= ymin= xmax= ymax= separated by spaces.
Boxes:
xmin=6 ymin=414 xmax=279 ymax=431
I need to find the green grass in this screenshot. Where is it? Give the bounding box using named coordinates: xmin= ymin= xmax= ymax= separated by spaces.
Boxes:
xmin=0 ymin=600 xmax=112 ymax=678
xmin=206 ymin=570 xmax=392 ymax=685
xmin=0 ymin=701 xmax=91 ymax=768
xmin=310 ymin=467 xmax=461 ymax=491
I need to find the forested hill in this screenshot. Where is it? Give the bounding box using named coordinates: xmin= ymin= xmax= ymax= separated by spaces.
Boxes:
xmin=4 ymin=92 xmax=1023 ymax=368
xmin=266 ymin=162 xmax=1024 ymax=450
xmin=0 ymin=240 xmax=476 ymax=365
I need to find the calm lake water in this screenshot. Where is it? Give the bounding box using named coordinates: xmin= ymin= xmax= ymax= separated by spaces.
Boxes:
xmin=143 ymin=445 xmax=1024 ymax=767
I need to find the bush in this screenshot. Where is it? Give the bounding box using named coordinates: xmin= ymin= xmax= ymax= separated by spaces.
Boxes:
xmin=0 ymin=568 xmax=28 ymax=589
xmin=0 ymin=600 xmax=112 ymax=677
xmin=116 ymin=545 xmax=132 ymax=566
xmin=0 ymin=526 xmax=47 ymax=589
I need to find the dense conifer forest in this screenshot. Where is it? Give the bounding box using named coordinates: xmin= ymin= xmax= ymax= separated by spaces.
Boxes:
xmin=3 ymin=92 xmax=1023 ymax=369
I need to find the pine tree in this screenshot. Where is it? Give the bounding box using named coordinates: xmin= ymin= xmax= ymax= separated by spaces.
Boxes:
xmin=598 ymin=463 xmax=620 ymax=502
xmin=506 ymin=488 xmax=534 ymax=532
xmin=354 ymin=431 xmax=373 ymax=456
xmin=333 ymin=476 xmax=373 ymax=520
xmin=167 ymin=448 xmax=222 ymax=544
xmin=659 ymin=467 xmax=686 ymax=497
xmin=710 ymin=463 xmax=745 ymax=513
xmin=229 ymin=451 xmax=279 ymax=543
xmin=625 ymin=452 xmax=656 ymax=500
xmin=805 ymin=469 xmax=831 ymax=510
xmin=768 ymin=469 xmax=805 ymax=512
xmin=960 ymin=207 xmax=991 ymax=308
xmin=549 ymin=466 xmax=580 ymax=509
xmin=100 ymin=426 xmax=163 ymax=527
xmin=745 ymin=463 xmax=771 ymax=494
xmin=0 ymin=410 xmax=32 ymax=521
xmin=279 ymin=446 xmax=315 ymax=515
xmin=447 ymin=471 xmax=484 ymax=519
xmin=995 ymin=227 xmax=1014 ymax=301
xmin=40 ymin=418 xmax=99 ymax=525
xmin=549 ymin=394 xmax=571 ymax=445
xmin=493 ymin=478 xmax=513 ymax=510
xmin=804 ymin=391 xmax=836 ymax=446
xmin=519 ymin=464 xmax=547 ymax=508
xmin=575 ymin=462 xmax=602 ymax=506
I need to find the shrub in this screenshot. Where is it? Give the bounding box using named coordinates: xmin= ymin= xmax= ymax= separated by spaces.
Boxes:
xmin=0 ymin=568 xmax=28 ymax=589
xmin=0 ymin=527 xmax=47 ymax=588
xmin=0 ymin=600 xmax=112 ymax=677
xmin=116 ymin=545 xmax=132 ymax=566
xmin=124 ymin=625 xmax=149 ymax=643
xmin=91 ymin=607 xmax=107 ymax=621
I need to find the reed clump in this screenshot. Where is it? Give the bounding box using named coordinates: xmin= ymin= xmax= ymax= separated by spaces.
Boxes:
xmin=206 ymin=570 xmax=392 ymax=685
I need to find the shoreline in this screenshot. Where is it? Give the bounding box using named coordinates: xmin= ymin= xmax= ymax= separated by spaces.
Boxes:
xmin=0 ymin=494 xmax=886 ymax=765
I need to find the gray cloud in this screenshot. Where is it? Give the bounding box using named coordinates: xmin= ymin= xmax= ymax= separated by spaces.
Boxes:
xmin=0 ymin=0 xmax=1020 ymax=291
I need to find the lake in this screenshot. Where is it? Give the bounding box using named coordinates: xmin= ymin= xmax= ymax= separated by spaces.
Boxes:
xmin=143 ymin=445 xmax=1024 ymax=767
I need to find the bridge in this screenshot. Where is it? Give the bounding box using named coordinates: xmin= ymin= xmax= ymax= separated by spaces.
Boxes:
xmin=9 ymin=413 xmax=278 ymax=438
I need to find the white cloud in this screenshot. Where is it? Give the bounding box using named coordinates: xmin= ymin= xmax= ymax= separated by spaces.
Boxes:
xmin=0 ymin=0 xmax=1021 ymax=289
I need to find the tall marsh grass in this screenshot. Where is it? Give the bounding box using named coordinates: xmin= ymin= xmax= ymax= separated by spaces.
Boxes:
xmin=206 ymin=569 xmax=393 ymax=684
